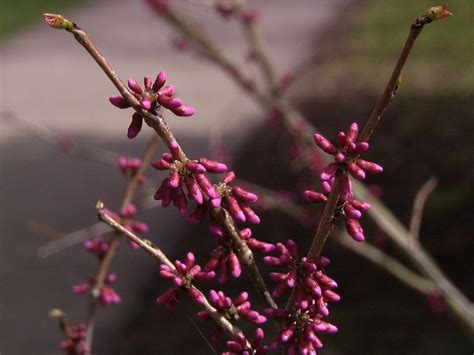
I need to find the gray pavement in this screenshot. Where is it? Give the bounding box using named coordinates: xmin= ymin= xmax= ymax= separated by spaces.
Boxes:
xmin=1 ymin=0 xmax=349 ymax=353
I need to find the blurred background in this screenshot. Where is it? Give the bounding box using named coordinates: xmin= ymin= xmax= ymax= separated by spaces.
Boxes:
xmin=1 ymin=0 xmax=473 ymax=354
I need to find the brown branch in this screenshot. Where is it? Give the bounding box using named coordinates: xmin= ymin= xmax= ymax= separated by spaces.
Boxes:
xmin=409 ymin=177 xmax=438 ymax=242
xmin=97 ymin=204 xmax=252 ymax=348
xmin=85 ymin=135 xmax=158 ymax=348
xmin=49 ymin=16 xmax=276 ymax=317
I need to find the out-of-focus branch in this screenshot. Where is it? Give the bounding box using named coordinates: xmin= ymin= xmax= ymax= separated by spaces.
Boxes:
xmin=409 ymin=177 xmax=438 ymax=242
xmin=1 ymin=110 xmax=117 ymax=166
xmin=85 ymin=135 xmax=158 ymax=349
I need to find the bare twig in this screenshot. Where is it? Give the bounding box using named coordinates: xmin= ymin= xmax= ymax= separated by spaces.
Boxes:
xmin=97 ymin=203 xmax=252 ymax=348
xmin=409 ymin=177 xmax=438 ymax=242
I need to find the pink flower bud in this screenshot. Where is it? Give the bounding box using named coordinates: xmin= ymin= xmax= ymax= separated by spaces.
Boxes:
xmin=184 ymin=177 xmax=203 ymax=205
xmin=356 ymin=159 xmax=383 ymax=174
xmin=185 ymin=161 xmax=206 ymax=174
xmin=169 ymin=140 xmax=180 ymax=159
xmin=127 ymin=79 xmax=143 ymax=95
xmin=226 ymin=196 xmax=246 ymax=223
xmin=151 ymin=159 xmax=170 ymax=170
xmin=347 ymin=162 xmax=366 ymax=180
xmin=144 ymin=76 xmax=152 ymax=90
xmin=228 ymin=252 xmax=241 ymax=278
xmin=195 ymin=174 xmax=218 ymax=199
xmin=140 ymin=99 xmax=152 ymax=110
xmin=109 ymin=96 xmax=131 ymax=109
xmin=173 ymin=105 xmax=195 ymax=117
xmin=338 ymin=174 xmax=352 ymax=202
xmin=198 ymin=158 xmax=228 ymax=173
xmin=345 ymin=218 xmax=365 ymax=242
xmin=304 ymin=190 xmax=327 ymax=203
xmin=320 ymin=163 xmax=337 ymax=181
xmin=242 ymin=205 xmax=260 ymax=224
xmin=173 ymin=187 xmax=188 ymax=217
xmin=350 ymin=200 xmax=371 ymax=212
xmin=346 ymin=122 xmax=359 ymax=143
xmin=232 ymin=186 xmax=258 ymax=203
xmin=313 ymin=134 xmax=337 ymax=155
xmin=168 ymin=171 xmax=181 ymax=188
xmin=152 ymin=71 xmax=167 ymax=92
xmin=223 ymin=171 xmax=236 ymax=184
xmin=355 ymin=141 xmax=369 ymax=153
xmin=127 ymin=113 xmax=143 ymax=139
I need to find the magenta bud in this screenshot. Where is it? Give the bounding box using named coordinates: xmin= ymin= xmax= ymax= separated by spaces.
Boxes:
xmin=185 ymin=161 xmax=206 ymax=174
xmin=338 ymin=174 xmax=352 ymax=202
xmin=195 ymin=174 xmax=218 ymax=199
xmin=350 ymin=200 xmax=371 ymax=212
xmin=158 ymin=85 xmax=175 ymax=97
xmin=226 ymin=196 xmax=246 ymax=223
xmin=151 ymin=159 xmax=171 ymax=170
xmin=141 ymin=99 xmax=152 ymax=110
xmin=344 ymin=203 xmax=362 ymax=219
xmin=320 ymin=163 xmax=337 ymax=181
xmin=313 ymin=134 xmax=337 ymax=155
xmin=184 ymin=177 xmax=203 ymax=205
xmin=346 ymin=122 xmax=359 ymax=143
xmin=188 ymin=287 xmax=205 ymax=305
xmin=109 ymin=96 xmax=131 ymax=109
xmin=356 ymin=159 xmax=383 ymax=174
xmin=173 ymin=187 xmax=188 ymax=217
xmin=323 ymin=289 xmax=341 ymax=302
xmin=144 ymin=76 xmax=152 ymax=90
xmin=347 ymin=142 xmax=357 ymax=153
xmin=347 ymin=162 xmax=366 ymax=180
xmin=304 ymin=190 xmax=327 ymax=203
xmin=242 ymin=205 xmax=260 ymax=224
xmin=232 ymin=186 xmax=258 ymax=203
xmin=355 ymin=141 xmax=369 ymax=153
xmin=199 ymin=158 xmax=228 ymax=173
xmin=345 ymin=218 xmax=365 ymax=242
xmin=337 ymin=131 xmax=348 ymax=148
xmin=152 ymin=71 xmax=167 ymax=92
xmin=128 ymin=79 xmax=143 ymax=94
xmin=228 ymin=252 xmax=241 ymax=278
xmin=127 ymin=113 xmax=143 ymax=139
xmin=174 ymin=105 xmax=195 ymax=117
xmin=223 ymin=171 xmax=236 ymax=184
xmin=168 ymin=171 xmax=181 ymax=188
xmin=322 ymin=181 xmax=332 ymax=194
xmin=168 ymin=140 xmax=180 ymax=159
xmin=335 ymin=152 xmax=345 ymax=163
xmin=210 ymin=197 xmax=222 ymax=208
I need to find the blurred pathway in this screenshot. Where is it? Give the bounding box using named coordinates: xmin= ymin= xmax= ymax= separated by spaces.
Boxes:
xmin=0 ymin=0 xmax=350 ymax=353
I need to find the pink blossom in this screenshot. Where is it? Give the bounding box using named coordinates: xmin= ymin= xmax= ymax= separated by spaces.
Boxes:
xmin=157 ymin=253 xmax=214 ymax=308
xmin=83 ymin=238 xmax=109 ymax=256
xmin=109 ymin=72 xmax=194 ymax=138
xmin=223 ymin=328 xmax=268 ymax=355
xmin=72 ymin=274 xmax=121 ymax=306
xmin=59 ymin=323 xmax=88 ymax=355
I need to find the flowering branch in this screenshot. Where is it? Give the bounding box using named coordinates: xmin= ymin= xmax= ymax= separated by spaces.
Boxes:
xmin=96 ymin=202 xmax=253 ymax=349
xmin=43 ymin=14 xmax=276 ymax=313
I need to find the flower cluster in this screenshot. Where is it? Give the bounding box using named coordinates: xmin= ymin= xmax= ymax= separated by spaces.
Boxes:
xmin=157 ymin=252 xmax=214 ymax=308
xmin=59 ymin=323 xmax=88 ymax=355
xmin=223 ymin=328 xmax=268 ymax=355
xmin=198 ymin=290 xmax=266 ymax=324
xmin=152 ymin=141 xmax=228 ymax=217
xmin=117 ymin=156 xmax=146 ymax=185
xmin=72 ymin=274 xmax=121 ymax=306
xmin=214 ymin=171 xmax=260 ymax=224
xmin=264 ymin=240 xmax=339 ymax=352
xmin=109 ymin=72 xmax=194 ymax=138
xmin=83 ymin=237 xmax=109 ymax=256
xmin=306 ymin=122 xmax=383 ymax=241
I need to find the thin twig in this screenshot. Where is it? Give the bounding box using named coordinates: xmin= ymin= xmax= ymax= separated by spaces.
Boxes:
xmin=409 ymin=177 xmax=438 ymax=242
xmin=97 ymin=204 xmax=252 ymax=348
xmin=85 ymin=135 xmax=158 ymax=349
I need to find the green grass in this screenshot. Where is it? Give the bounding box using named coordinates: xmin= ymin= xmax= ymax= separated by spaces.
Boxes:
xmin=0 ymin=0 xmax=84 ymax=39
